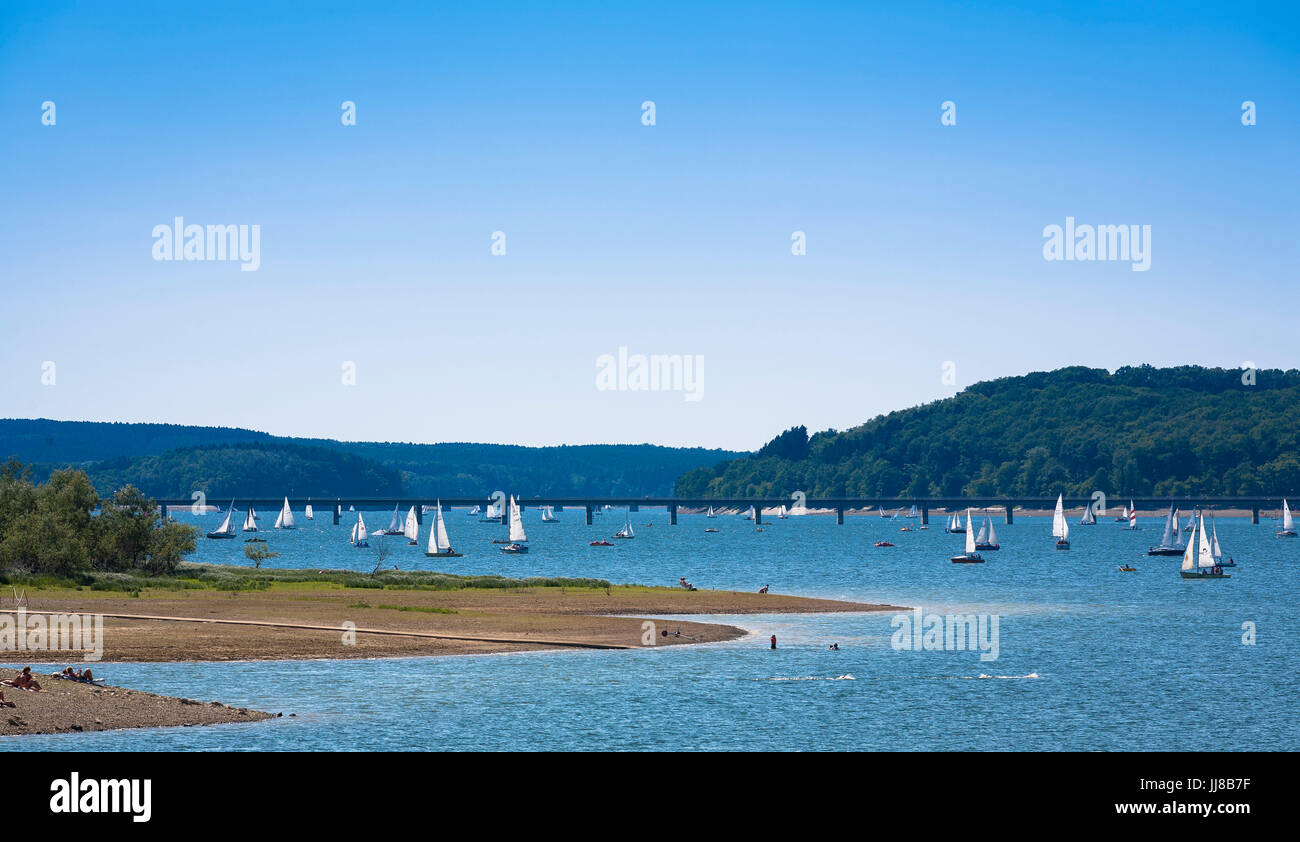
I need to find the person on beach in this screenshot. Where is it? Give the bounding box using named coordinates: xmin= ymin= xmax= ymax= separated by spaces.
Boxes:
xmin=0 ymin=691 xmax=13 ymax=708
xmin=80 ymin=668 xmax=94 ymax=683
xmin=13 ymin=667 xmax=42 ymax=691
xmin=758 ymin=584 xmax=769 ymax=594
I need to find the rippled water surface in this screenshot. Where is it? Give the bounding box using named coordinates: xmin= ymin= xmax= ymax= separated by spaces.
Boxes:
xmin=4 ymin=509 xmax=1295 ymax=750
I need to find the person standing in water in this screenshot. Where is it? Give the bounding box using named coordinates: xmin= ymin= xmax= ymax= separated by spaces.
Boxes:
xmin=770 ymin=634 xmax=777 ymax=650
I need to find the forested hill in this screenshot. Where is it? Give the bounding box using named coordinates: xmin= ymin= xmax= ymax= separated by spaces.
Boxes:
xmin=675 ymin=365 xmax=1300 ymax=499
xmin=0 ymin=419 xmax=742 ymax=498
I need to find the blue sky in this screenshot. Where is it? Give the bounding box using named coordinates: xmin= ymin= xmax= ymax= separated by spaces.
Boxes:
xmin=1 ymin=1 xmax=1296 ymax=449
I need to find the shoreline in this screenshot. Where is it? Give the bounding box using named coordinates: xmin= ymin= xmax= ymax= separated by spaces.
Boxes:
xmin=0 ymin=668 xmax=275 ymax=737
xmin=3 ymin=582 xmax=903 ymax=664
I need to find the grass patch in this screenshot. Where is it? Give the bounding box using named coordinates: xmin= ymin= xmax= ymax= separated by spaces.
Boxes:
xmin=375 ymin=604 xmax=458 ymax=615
xmin=1 ymin=563 xmax=612 ymax=595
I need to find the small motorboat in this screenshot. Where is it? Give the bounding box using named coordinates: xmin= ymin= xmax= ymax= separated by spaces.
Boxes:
xmin=874 ymin=540 xmax=895 ymax=548
xmin=499 ymin=543 xmax=529 ymax=554
xmin=244 ymin=537 xmax=266 ymax=543
xmin=590 ymin=540 xmax=614 ymax=547
xmin=1118 ymin=564 xmax=1137 ymax=572
xmin=899 ymin=526 xmax=913 ymax=532
xmin=704 ymin=528 xmax=720 ymax=533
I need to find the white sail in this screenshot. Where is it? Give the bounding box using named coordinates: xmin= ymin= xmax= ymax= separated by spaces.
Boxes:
xmin=706 ymin=506 xmax=716 ymax=518
xmin=616 ymin=512 xmax=634 ymax=538
xmin=1283 ymin=499 xmax=1294 ymax=531
xmin=507 ymin=496 xmax=527 ymax=542
xmin=1052 ymin=494 xmax=1067 ymax=539
xmin=1181 ymin=523 xmax=1196 ymax=571
xmin=975 ymin=515 xmax=989 ymax=544
xmin=986 ymin=517 xmax=998 ymax=546
xmin=964 ymin=510 xmax=976 ymax=554
xmin=352 ymin=513 xmax=368 ymax=544
xmin=1128 ymin=505 xmax=1137 ymax=529
xmin=305 ymin=504 xmax=314 ymax=520
xmin=1159 ymin=505 xmax=1175 ymax=545
xmin=243 ymin=507 xmax=257 ymax=532
xmin=436 ymin=505 xmax=451 ymax=552
xmin=1211 ymin=516 xmax=1222 ymax=558
xmin=275 ymin=497 xmax=295 ymax=529
xmin=214 ymin=503 xmax=235 ymax=535
xmin=404 ymin=506 xmax=419 ymax=541
xmin=1197 ymin=516 xmax=1215 ymax=568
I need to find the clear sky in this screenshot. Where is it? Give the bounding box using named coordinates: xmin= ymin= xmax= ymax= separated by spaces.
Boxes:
xmin=1 ymin=1 xmax=1296 ymax=449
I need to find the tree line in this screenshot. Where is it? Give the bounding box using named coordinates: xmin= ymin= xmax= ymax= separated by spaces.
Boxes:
xmin=675 ymin=365 xmax=1300 ymax=499
xmin=0 ymin=460 xmax=196 ymax=578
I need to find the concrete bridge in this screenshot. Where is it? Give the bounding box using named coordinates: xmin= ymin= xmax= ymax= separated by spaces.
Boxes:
xmin=160 ymin=495 xmax=1294 ymax=526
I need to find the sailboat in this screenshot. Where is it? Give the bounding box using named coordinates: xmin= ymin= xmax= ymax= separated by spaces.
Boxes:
xmin=426 ymin=501 xmax=462 ymax=557
xmin=379 ymin=505 xmax=402 ymax=536
xmin=541 ymin=506 xmax=559 ymax=523
xmin=945 ymin=511 xmax=965 ymax=534
xmin=951 ymin=509 xmax=984 ymax=563
xmin=1127 ymin=502 xmax=1138 ymax=530
xmin=614 ymin=511 xmax=635 ymax=539
xmin=1114 ymin=502 xmax=1128 ymax=523
xmin=500 ymin=496 xmax=529 ymax=553
xmin=1184 ymin=507 xmax=1198 ymax=532
xmin=974 ymin=511 xmax=1000 ymax=551
xmin=906 ymin=504 xmax=919 ymax=519
xmin=706 ymin=506 xmax=717 ymax=518
xmin=242 ymin=506 xmax=258 ymax=533
xmin=466 ymin=505 xmax=481 ymax=517
xmin=274 ymin=497 xmax=296 ymax=529
xmin=1180 ymin=515 xmax=1229 ymax=578
xmin=743 ymin=506 xmax=755 ymax=521
xmin=1277 ymin=499 xmax=1296 ymax=537
xmin=878 ymin=506 xmax=889 ymax=519
xmin=403 ymin=506 xmax=419 ymax=545
xmin=481 ymin=502 xmax=504 ymax=523
xmin=1079 ymin=504 xmax=1096 ymax=526
xmin=1209 ymin=514 xmax=1234 ymax=567
xmin=305 ymin=503 xmax=314 ymax=520
xmin=1147 ymin=505 xmax=1184 ymax=555
xmin=351 ymin=513 xmax=369 ymax=548
xmin=777 ymin=506 xmax=789 ymax=519
xmin=206 ymin=501 xmax=238 ymax=539
xmin=1052 ymin=494 xmax=1070 ymax=550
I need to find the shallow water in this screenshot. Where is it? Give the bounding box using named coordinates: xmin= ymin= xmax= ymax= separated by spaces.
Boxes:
xmin=3 ymin=510 xmax=1296 ymax=750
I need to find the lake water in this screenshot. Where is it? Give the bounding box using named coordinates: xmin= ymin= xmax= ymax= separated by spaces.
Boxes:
xmin=4 ymin=508 xmax=1297 ymax=750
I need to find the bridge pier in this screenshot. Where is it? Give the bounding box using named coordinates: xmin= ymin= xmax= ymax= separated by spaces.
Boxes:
xmin=585 ymin=505 xmax=594 ymax=525
xmin=755 ymin=507 xmax=763 ymax=525
xmin=836 ymin=507 xmax=844 ymax=525
xmin=1005 ymin=505 xmax=1014 ymax=525
xmin=332 ymin=503 xmax=340 ymax=526
xmin=669 ymin=504 xmax=677 ymax=525
xmin=415 ymin=505 xmax=423 ymax=525
xmin=1252 ymin=507 xmax=1260 ymax=525
xmin=629 ymin=504 xmax=639 ymax=512
xmin=921 ymin=505 xmax=929 ymax=526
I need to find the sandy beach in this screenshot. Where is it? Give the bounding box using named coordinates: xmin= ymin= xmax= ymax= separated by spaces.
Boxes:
xmin=3 ymin=581 xmax=902 ymax=663
xmin=0 ymin=668 xmax=275 ymax=737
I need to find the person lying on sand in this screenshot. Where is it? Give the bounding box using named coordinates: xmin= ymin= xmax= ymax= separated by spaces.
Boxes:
xmin=80 ymin=669 xmax=94 ymax=683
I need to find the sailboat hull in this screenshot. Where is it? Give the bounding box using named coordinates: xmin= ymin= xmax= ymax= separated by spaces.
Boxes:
xmin=1180 ymin=571 xmax=1229 ymax=579
xmin=974 ymin=543 xmax=1000 ymax=551
xmin=1147 ymin=547 xmax=1183 ymax=556
xmin=426 ymin=551 xmax=463 ymax=558
xmin=205 ymin=532 xmax=237 ymax=539
xmin=1276 ymin=531 xmax=1297 ymax=538
xmin=950 ymin=554 xmax=985 ymax=564
xmin=499 ymin=544 xmax=529 ymax=554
